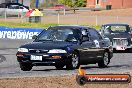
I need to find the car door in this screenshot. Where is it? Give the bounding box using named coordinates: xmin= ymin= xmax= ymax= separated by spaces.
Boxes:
xmin=88 ymin=29 xmax=104 ymax=59
xmin=79 ymin=29 xmax=96 ymax=64
xmin=7 ymin=5 xmax=20 ymax=15
xmin=7 ymin=5 xmax=27 ymax=15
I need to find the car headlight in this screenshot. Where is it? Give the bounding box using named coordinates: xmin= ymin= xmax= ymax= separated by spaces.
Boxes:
xmin=48 ymin=49 xmax=67 ymax=53
xmin=18 ymin=48 xmax=28 ymax=52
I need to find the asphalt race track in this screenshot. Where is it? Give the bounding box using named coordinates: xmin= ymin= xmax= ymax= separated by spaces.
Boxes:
xmin=0 ymin=39 xmax=132 ymax=78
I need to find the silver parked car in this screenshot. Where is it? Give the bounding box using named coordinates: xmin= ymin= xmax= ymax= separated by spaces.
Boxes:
xmin=0 ymin=3 xmax=29 ymax=16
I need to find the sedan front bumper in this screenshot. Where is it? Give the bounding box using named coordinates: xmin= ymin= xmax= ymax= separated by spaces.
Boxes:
xmin=16 ymin=52 xmax=69 ymax=66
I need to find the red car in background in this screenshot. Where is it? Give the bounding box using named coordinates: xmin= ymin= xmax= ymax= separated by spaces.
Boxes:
xmin=53 ymin=5 xmax=65 ymax=9
xmin=53 ymin=5 xmax=70 ymax=11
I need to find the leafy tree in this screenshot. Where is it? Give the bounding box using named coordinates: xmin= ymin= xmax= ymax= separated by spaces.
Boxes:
xmin=58 ymin=0 xmax=73 ymax=7
xmin=76 ymin=0 xmax=86 ymax=7
xmin=58 ymin=0 xmax=86 ymax=7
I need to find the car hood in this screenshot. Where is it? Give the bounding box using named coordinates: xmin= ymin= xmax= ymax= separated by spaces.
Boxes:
xmin=105 ymin=33 xmax=132 ymax=40
xmin=20 ymin=41 xmax=75 ymax=50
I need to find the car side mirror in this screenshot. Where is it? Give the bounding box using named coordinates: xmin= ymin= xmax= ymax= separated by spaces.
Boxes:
xmin=32 ymin=35 xmax=37 ymax=39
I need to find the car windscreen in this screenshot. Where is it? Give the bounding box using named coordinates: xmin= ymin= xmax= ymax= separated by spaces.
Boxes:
xmin=35 ymin=28 xmax=78 ymax=42
xmin=103 ymin=25 xmax=130 ymax=34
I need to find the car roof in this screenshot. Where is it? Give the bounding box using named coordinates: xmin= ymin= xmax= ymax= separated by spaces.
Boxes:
xmin=102 ymin=23 xmax=129 ymax=26
xmin=1 ymin=3 xmax=29 ymax=9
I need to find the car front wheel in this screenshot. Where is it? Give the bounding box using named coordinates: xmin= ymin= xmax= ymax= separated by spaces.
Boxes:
xmin=20 ymin=63 xmax=33 ymax=71
xmin=66 ymin=52 xmax=80 ymax=70
xmin=98 ymin=52 xmax=110 ymax=68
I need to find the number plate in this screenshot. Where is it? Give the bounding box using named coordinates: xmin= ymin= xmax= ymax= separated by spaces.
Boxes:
xmin=116 ymin=46 xmax=126 ymax=50
xmin=31 ymin=55 xmax=42 ymax=61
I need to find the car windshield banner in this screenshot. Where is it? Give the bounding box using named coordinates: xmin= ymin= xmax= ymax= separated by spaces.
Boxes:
xmin=0 ymin=27 xmax=43 ymax=39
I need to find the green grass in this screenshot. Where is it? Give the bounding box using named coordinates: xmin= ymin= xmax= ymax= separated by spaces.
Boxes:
xmin=0 ymin=22 xmax=58 ymax=28
xmin=0 ymin=22 xmax=101 ymax=29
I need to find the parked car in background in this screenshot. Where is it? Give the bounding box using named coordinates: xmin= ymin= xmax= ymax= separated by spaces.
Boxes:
xmin=16 ymin=25 xmax=113 ymax=71
xmin=100 ymin=23 xmax=132 ymax=51
xmin=52 ymin=4 xmax=69 ymax=11
xmin=0 ymin=3 xmax=29 ymax=16
xmin=53 ymin=5 xmax=65 ymax=9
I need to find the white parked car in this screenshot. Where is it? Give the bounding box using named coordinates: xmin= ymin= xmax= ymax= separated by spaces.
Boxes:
xmin=0 ymin=3 xmax=29 ymax=16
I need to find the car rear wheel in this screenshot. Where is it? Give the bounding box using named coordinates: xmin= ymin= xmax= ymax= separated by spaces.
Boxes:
xmin=66 ymin=52 xmax=80 ymax=70
xmin=98 ymin=52 xmax=110 ymax=68
xmin=20 ymin=63 xmax=32 ymax=71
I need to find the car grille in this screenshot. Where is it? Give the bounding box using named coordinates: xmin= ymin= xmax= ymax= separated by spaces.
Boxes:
xmin=112 ymin=38 xmax=128 ymax=46
xmin=29 ymin=49 xmax=48 ymax=53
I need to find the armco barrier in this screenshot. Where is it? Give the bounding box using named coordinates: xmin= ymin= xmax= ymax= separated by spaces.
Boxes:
xmin=0 ymin=27 xmax=44 ymax=39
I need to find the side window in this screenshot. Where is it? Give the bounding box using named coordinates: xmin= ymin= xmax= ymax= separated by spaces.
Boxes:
xmin=88 ymin=29 xmax=102 ymax=40
xmin=81 ymin=29 xmax=90 ymax=42
xmin=0 ymin=4 xmax=6 ymax=8
xmin=8 ymin=5 xmax=19 ymax=9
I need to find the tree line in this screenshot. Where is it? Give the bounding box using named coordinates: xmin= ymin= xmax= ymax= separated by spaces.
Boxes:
xmin=30 ymin=0 xmax=86 ymax=8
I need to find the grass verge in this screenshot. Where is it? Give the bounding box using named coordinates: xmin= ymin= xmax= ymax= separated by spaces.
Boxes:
xmin=0 ymin=22 xmax=101 ymax=29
